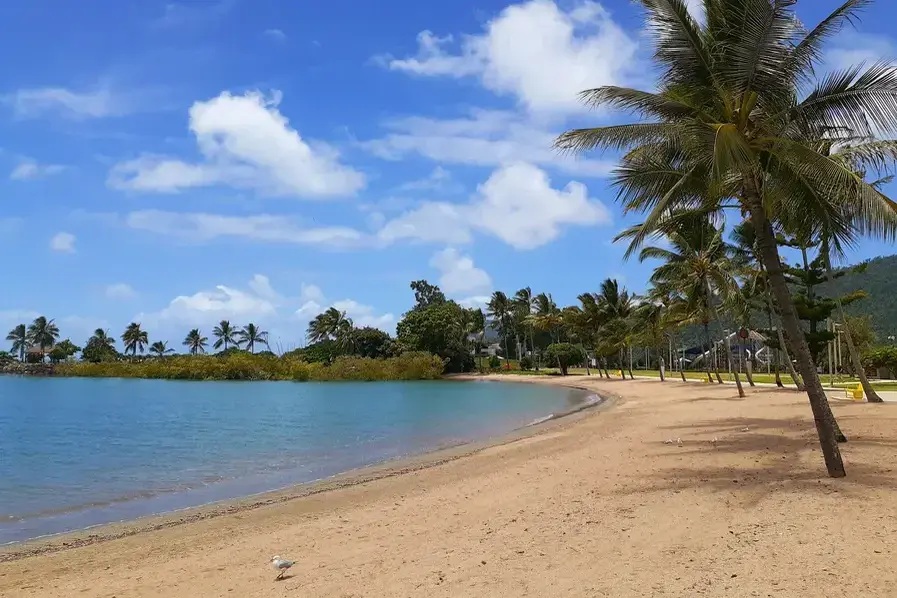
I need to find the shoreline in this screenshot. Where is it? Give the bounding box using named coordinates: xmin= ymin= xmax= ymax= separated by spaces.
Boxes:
xmin=0 ymin=376 xmax=615 ymax=562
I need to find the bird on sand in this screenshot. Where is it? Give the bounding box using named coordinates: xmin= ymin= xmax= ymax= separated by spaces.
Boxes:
xmin=271 ymin=555 xmax=295 ymax=580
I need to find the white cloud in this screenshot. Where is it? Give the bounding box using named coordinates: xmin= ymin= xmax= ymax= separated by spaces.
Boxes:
xmin=10 ymin=160 xmax=67 ymax=181
xmin=429 ymin=248 xmax=492 ymax=295
xmin=683 ymin=0 xmax=705 ymax=24
xmin=49 ymin=232 xmax=76 ymax=253
xmin=332 ymin=299 xmax=395 ymax=332
xmin=376 ymin=202 xmax=472 ymax=245
xmin=827 ymin=33 xmax=896 ymax=72
xmin=140 ymin=275 xmax=394 ymax=339
xmin=379 ymin=0 xmax=638 ymax=114
xmin=264 ymin=28 xmax=287 ymax=41
xmin=105 ymin=283 xmax=138 ymax=300
xmin=379 ymin=162 xmax=611 ymax=250
xmin=108 ymin=90 xmax=365 ymax=198
xmin=4 ymin=87 xmax=126 ymax=119
xmin=360 ymin=109 xmax=615 ymax=177
xmin=125 ymin=210 xmax=365 ymax=248
xmin=396 ymin=166 xmax=462 ymax=193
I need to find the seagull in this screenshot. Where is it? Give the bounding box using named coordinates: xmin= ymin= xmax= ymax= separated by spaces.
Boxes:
xmin=271 ymin=555 xmax=295 ymax=580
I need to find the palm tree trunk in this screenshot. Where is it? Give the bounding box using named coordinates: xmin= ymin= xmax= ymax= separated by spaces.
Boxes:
xmin=658 ymin=347 xmax=665 ymax=381
xmin=705 ymin=280 xmax=744 ymax=397
xmin=743 ymin=346 xmax=755 ymax=387
xmin=748 ymin=197 xmax=845 ymax=477
xmin=702 ymin=322 xmax=714 ymax=383
xmin=766 ymin=305 xmax=785 ymax=388
xmin=627 ymin=345 xmax=634 ymax=379
xmin=824 ymin=259 xmax=883 ymax=403
xmin=601 ymin=357 xmax=610 ymax=378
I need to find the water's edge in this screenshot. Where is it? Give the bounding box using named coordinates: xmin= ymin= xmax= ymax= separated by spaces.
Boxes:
xmin=0 ymin=380 xmax=613 ymax=562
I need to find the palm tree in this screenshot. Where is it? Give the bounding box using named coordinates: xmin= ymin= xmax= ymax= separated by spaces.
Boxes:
xmin=121 ymin=322 xmax=149 ymax=357
xmin=183 ymin=329 xmax=208 ymax=355
xmin=88 ymin=328 xmax=116 ymax=349
xmin=6 ymin=324 xmax=27 ymax=361
xmin=307 ymin=308 xmax=355 ymax=354
xmin=594 ymin=279 xmax=637 ymax=379
xmin=730 ymin=221 xmax=803 ymax=389
xmin=513 ymin=287 xmax=538 ymax=369
xmin=635 ymin=296 xmax=669 ymax=381
xmin=554 ymin=0 xmax=897 ymax=476
xmin=149 ymin=341 xmax=174 ymax=358
xmin=26 ymin=316 xmax=59 ymax=360
xmin=486 ymin=292 xmax=513 ymax=369
xmin=239 ymin=323 xmax=269 ymax=353
xmin=636 ymin=215 xmax=745 ymax=396
xmin=212 ymin=320 xmax=239 ymax=351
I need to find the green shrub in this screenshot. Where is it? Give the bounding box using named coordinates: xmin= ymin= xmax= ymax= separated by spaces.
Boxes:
xmin=488 ymin=354 xmax=501 ymax=370
xmin=55 ymin=351 xmax=445 ymax=382
xmin=519 ymin=355 xmax=534 ymax=371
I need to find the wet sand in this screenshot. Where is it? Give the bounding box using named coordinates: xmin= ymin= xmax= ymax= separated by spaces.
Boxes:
xmin=2 ymin=375 xmax=897 ymax=597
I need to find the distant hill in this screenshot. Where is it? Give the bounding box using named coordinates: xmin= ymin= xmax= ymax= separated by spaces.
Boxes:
xmin=672 ymin=254 xmax=897 ymax=350
xmin=821 ymin=254 xmax=897 ymax=342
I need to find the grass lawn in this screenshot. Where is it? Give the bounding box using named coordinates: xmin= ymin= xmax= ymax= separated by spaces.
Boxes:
xmin=485 ymin=365 xmax=897 ymax=390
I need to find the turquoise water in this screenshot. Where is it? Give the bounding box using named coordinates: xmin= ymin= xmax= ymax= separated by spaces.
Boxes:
xmin=0 ymin=376 xmax=593 ymax=544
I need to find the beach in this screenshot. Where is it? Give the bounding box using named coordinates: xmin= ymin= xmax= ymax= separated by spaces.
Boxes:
xmin=3 ymin=375 xmax=897 ymax=597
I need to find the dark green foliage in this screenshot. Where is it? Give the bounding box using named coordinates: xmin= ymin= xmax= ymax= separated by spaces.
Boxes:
xmin=409 ymin=280 xmax=446 ymax=311
xmin=519 ymin=355 xmax=534 ymax=371
xmin=488 ymin=354 xmax=501 ymax=369
xmin=49 ymin=339 xmax=81 ymax=363
xmin=81 ymin=339 xmax=120 ymax=363
xmin=352 ymin=327 xmax=396 ymax=359
xmin=544 ymin=343 xmax=585 ymax=376
xmin=863 ymin=346 xmax=897 ymax=378
xmin=396 ymin=297 xmax=476 ymax=373
xmin=283 ymin=340 xmax=338 ymax=364
xmin=216 ymin=347 xmax=250 ymax=358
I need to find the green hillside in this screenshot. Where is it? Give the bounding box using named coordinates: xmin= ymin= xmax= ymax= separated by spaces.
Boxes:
xmin=821 ymin=254 xmax=897 ymax=342
xmin=671 ymin=254 xmax=897 ymax=351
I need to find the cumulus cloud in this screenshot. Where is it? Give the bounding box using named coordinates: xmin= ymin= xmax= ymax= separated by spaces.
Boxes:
xmin=378 ymin=0 xmax=638 ymax=115
xmin=379 ymin=162 xmax=611 ymax=250
xmin=125 ymin=210 xmax=365 ymax=248
xmin=49 ymin=232 xmax=76 ymax=253
xmin=360 ymin=109 xmax=615 ymax=177
xmin=10 ymin=160 xmax=66 ymax=180
xmin=108 ymin=90 xmax=365 ymax=198
xmin=138 ymin=275 xmax=395 ymax=342
xmin=429 ymin=248 xmax=492 ymax=295
xmin=105 ymin=283 xmax=138 ymax=300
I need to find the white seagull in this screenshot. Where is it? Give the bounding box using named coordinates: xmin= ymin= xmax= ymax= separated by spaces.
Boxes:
xmin=271 ymin=555 xmax=295 ymax=580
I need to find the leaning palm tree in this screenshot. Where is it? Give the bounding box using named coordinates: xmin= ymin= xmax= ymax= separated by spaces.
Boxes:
xmin=212 ymin=320 xmax=239 ymax=352
xmin=730 ymin=221 xmax=803 ymax=389
xmin=121 ymin=322 xmax=149 ymax=357
xmin=555 ymin=0 xmax=897 ymax=477
xmin=6 ymin=324 xmax=27 ymax=361
xmin=635 ymin=214 xmax=745 ymax=396
xmin=307 ymin=308 xmax=355 ymax=354
xmin=26 ymin=316 xmax=59 ymax=360
xmin=149 ymin=341 xmax=174 ymax=358
xmin=183 ymin=329 xmax=208 ymax=355
xmin=239 ymin=323 xmax=269 ymax=354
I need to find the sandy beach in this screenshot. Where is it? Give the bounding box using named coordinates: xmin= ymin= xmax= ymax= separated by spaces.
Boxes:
xmin=3 ymin=375 xmax=897 ymax=597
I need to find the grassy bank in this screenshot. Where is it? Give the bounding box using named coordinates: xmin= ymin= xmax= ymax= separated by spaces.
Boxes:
xmin=55 ymin=352 xmax=446 ymax=382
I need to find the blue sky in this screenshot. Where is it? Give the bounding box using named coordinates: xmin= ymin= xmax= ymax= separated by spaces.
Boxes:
xmin=1 ymin=0 xmax=896 ymax=352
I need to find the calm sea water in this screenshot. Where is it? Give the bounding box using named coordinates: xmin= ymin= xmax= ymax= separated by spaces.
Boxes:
xmin=0 ymin=376 xmax=592 ymax=544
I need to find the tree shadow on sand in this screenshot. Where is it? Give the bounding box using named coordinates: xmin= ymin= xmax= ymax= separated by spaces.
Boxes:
xmin=616 ymin=416 xmax=897 ymax=507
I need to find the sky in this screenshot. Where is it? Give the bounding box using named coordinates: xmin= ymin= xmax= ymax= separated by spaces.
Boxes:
xmin=2 ymin=0 xmax=896 ymax=352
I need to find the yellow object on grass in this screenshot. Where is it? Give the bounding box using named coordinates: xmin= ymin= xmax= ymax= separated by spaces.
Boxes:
xmin=845 ymin=384 xmax=864 ymax=401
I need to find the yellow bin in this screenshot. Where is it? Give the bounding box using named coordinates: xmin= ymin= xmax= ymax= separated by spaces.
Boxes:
xmin=846 ymin=385 xmax=864 ymax=401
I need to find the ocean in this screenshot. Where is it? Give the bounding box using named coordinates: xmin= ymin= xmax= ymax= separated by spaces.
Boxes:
xmin=0 ymin=376 xmax=592 ymax=544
